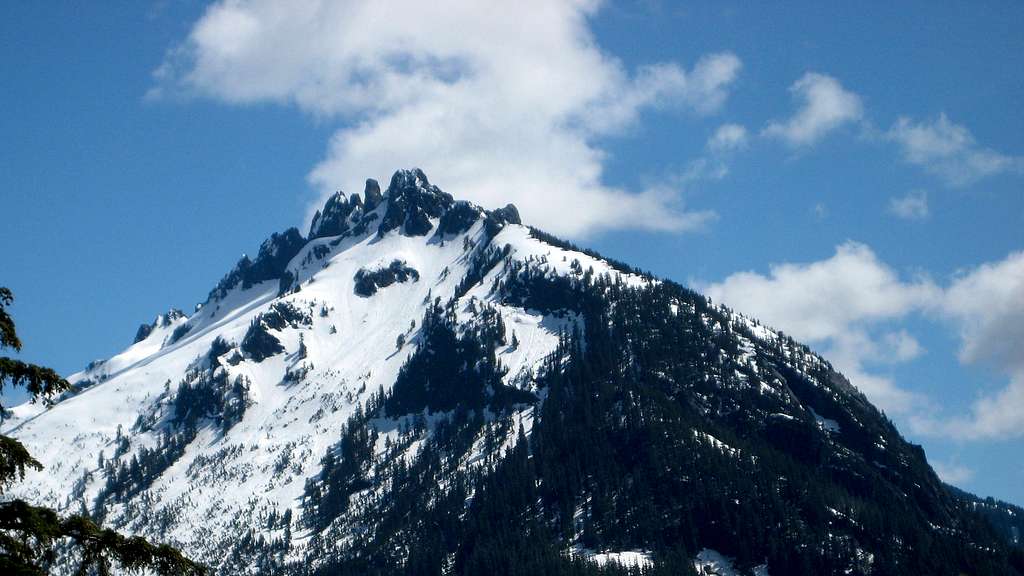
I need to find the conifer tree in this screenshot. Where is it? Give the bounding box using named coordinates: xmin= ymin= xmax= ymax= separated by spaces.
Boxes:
xmin=0 ymin=287 xmax=205 ymax=575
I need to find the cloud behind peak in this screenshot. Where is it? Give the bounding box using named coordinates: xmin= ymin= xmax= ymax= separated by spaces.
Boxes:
xmin=153 ymin=0 xmax=740 ymax=236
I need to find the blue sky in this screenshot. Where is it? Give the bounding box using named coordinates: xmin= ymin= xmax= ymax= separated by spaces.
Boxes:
xmin=2 ymin=1 xmax=1022 ymax=504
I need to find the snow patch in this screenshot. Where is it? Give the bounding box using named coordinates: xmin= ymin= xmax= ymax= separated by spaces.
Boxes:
xmin=694 ymin=549 xmax=739 ymax=575
xmin=568 ymin=546 xmax=653 ymax=569
xmin=809 ymin=406 xmax=841 ymax=433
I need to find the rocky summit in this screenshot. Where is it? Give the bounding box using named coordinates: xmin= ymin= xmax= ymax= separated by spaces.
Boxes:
xmin=5 ymin=169 xmax=1023 ymax=576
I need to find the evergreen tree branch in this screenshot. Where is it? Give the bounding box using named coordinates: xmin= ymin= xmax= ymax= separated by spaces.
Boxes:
xmin=0 ymin=436 xmax=42 ymax=493
xmin=0 ymin=500 xmax=206 ymax=575
xmin=0 ymin=288 xmax=21 ymax=351
xmin=0 ymin=358 xmax=70 ymax=413
xmin=0 ymin=287 xmax=205 ymax=574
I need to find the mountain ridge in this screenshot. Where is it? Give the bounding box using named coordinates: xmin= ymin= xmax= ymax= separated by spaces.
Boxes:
xmin=4 ymin=169 xmax=1022 ymax=575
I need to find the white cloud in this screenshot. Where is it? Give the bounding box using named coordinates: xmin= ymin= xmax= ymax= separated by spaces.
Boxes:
xmin=763 ymin=72 xmax=863 ymax=147
xmin=882 ymin=329 xmax=925 ymax=363
xmin=932 ymin=458 xmax=975 ymax=485
xmin=923 ymin=374 xmax=1024 ymax=442
xmin=707 ymin=123 xmax=748 ymax=152
xmin=153 ymin=0 xmax=740 ymax=237
xmin=703 ymin=243 xmax=1024 ymax=440
xmin=703 ymin=242 xmax=937 ymax=343
xmin=823 ymin=331 xmax=923 ymax=415
xmin=888 ymin=190 xmax=929 ymax=220
xmin=943 ymin=252 xmax=1024 ymax=374
xmin=674 ymin=157 xmax=729 ymax=186
xmin=701 ymin=242 xmax=939 ymax=414
xmin=923 ymin=252 xmax=1024 ymax=440
xmin=886 ymin=114 xmax=1024 ymax=187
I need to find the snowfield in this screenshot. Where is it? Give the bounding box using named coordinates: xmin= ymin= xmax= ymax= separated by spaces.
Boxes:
xmin=1 ymin=185 xmax=659 ymax=569
xmin=3 ymin=171 xmax=863 ymax=575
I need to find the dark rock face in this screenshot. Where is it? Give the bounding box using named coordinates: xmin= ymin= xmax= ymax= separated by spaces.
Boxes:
xmin=206 ymin=336 xmax=233 ymax=367
xmin=353 ymin=260 xmax=420 ymax=297
xmin=404 ymin=210 xmax=434 ymax=236
xmin=309 ymin=192 xmax=361 ymax=239
xmin=261 ymin=301 xmax=312 ymax=330
xmin=378 ymin=169 xmax=454 ymax=237
xmin=363 ymin=178 xmax=383 ymax=212
xmin=437 ymin=201 xmax=484 ymax=236
xmin=208 ymin=256 xmax=251 ymax=302
xmin=134 ymin=309 xmax=187 ymax=344
xmin=240 ymin=302 xmax=312 ymax=362
xmin=165 ymin=309 xmax=186 ymax=323
xmin=133 ymin=323 xmax=153 ymax=344
xmin=308 ymin=180 xmax=385 ymax=241
xmin=166 ymin=322 xmax=192 ymax=346
xmin=240 ymin=320 xmax=284 ymax=363
xmin=491 ymin=203 xmax=521 ymax=226
xmin=276 ymin=270 xmax=297 ymax=298
xmin=248 ymin=228 xmax=306 ymax=288
xmin=208 ymin=228 xmax=307 ymax=302
xmin=484 ymin=203 xmax=522 ymax=235
xmin=206 ymin=169 xmax=517 ymax=306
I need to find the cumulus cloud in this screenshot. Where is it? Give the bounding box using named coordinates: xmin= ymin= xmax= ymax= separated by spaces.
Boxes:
xmin=701 ymin=242 xmax=939 ymax=414
xmin=882 ymin=329 xmax=925 ymax=363
xmin=707 ymin=123 xmax=748 ymax=152
xmin=886 ymin=113 xmax=1024 ymax=187
xmin=931 ymin=458 xmax=975 ymax=485
xmin=702 ymin=243 xmax=1024 ymax=440
xmin=888 ymin=190 xmax=929 ymax=220
xmin=943 ymin=252 xmax=1024 ymax=374
xmin=153 ymin=0 xmax=741 ymax=236
xmin=703 ymin=242 xmax=937 ymax=343
xmin=923 ymin=252 xmax=1024 ymax=440
xmin=763 ymin=73 xmax=863 ymax=147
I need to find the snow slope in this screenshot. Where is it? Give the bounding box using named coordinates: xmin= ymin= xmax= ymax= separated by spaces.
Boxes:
xmin=2 ymin=170 xmax=652 ymax=570
xmin=5 ymin=169 xmax=962 ymax=576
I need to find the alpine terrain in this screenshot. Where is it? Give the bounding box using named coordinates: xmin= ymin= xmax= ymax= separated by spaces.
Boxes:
xmin=4 ymin=169 xmax=1023 ymax=575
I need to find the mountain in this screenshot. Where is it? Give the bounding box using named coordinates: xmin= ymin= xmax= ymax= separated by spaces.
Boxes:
xmin=4 ymin=169 xmax=1022 ymax=575
xmin=945 ymin=485 xmax=1024 ymax=548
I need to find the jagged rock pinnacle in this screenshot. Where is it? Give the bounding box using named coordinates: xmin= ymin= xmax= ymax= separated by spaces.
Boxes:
xmin=363 ymin=178 xmax=382 ymax=211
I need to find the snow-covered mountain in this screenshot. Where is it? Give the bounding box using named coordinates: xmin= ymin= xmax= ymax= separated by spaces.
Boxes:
xmin=4 ymin=169 xmax=1022 ymax=576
